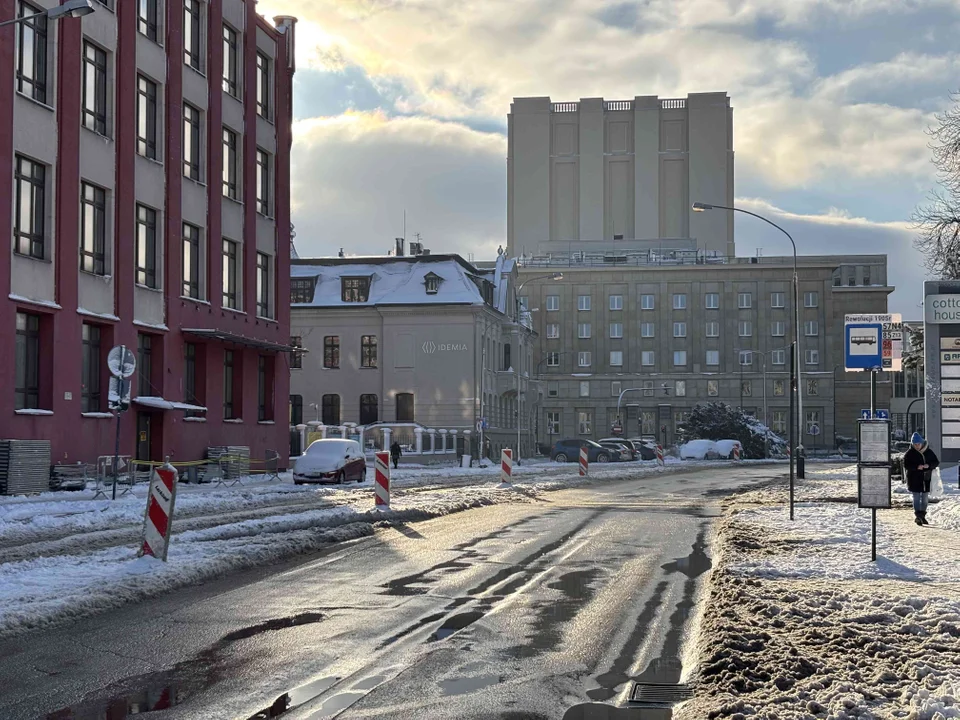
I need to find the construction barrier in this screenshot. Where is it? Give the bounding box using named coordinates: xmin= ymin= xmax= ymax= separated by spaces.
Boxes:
xmin=733 ymin=444 xmax=742 ymax=461
xmin=656 ymin=445 xmax=665 ymax=471
xmin=138 ymin=462 xmax=179 ymax=561
xmin=374 ymin=451 xmax=390 ymax=509
xmin=579 ymin=446 xmax=589 ymax=477
xmin=500 ymin=449 xmax=513 ymax=485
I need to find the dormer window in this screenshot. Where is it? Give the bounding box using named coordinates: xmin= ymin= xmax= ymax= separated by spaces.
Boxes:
xmin=290 ymin=277 xmax=316 ymax=304
xmin=424 ymin=272 xmax=442 ymax=295
xmin=342 ymin=276 xmax=371 ymax=302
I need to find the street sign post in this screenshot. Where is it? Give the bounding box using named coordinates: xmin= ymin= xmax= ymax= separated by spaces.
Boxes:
xmin=844 ymin=314 xmax=903 ymax=372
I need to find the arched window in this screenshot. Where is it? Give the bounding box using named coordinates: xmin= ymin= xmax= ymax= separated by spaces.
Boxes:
xmin=360 ymin=394 xmax=378 ymax=425
xmin=321 ymin=394 xmax=340 ymax=425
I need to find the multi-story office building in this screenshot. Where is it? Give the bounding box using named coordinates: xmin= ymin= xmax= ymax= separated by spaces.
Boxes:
xmin=519 ymin=253 xmax=892 ymax=450
xmin=1 ymin=2 xmax=297 ymax=464
xmin=508 ymin=93 xmax=735 ymax=258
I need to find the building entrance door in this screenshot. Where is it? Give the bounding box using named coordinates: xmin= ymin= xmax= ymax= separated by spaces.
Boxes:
xmin=136 ymin=412 xmax=152 ymax=461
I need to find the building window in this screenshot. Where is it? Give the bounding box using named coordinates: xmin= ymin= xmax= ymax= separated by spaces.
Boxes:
xmin=739 ymin=350 xmax=753 ymax=366
xmin=579 ymin=381 xmax=590 ymax=397
xmin=14 ymin=155 xmax=44 ymax=259
xmin=546 ymin=295 xmax=560 ymax=311
xmin=673 ymin=350 xmax=687 ymax=366
xmin=864 ymin=267 xmax=872 ymax=285
xmin=82 ymin=41 xmax=107 ymax=135
xmin=548 ymin=381 xmax=559 ymax=398
xmin=578 ymin=411 xmax=592 ymax=435
xmin=322 ymin=394 xmax=340 ymax=425
xmin=14 ymin=312 xmax=40 ymax=410
xmin=256 ymin=252 xmax=271 ymax=318
xmin=833 ymin=271 xmax=842 ymax=288
xmin=672 ymin=294 xmax=687 ymax=310
xmin=707 ymin=379 xmax=719 ymax=397
xmin=771 ymin=292 xmax=785 ymax=308
xmin=771 ymin=410 xmax=786 ymax=434
xmin=290 ymin=395 xmax=303 ymax=425
xmin=135 ymin=205 xmax=157 ymax=288
xmin=547 ymin=411 xmax=560 ymax=435
xmin=907 ymin=368 xmax=923 ymax=398
xmin=739 ymin=321 xmax=752 ymax=337
xmin=291 ymin=278 xmax=315 ymax=304
xmin=578 ymin=295 xmax=591 ymax=311
xmin=676 ymin=380 xmax=686 ymax=397
xmin=641 ymin=351 xmax=655 ymax=366
xmin=184 ymin=342 xmax=201 ymax=413
xmin=222 ymin=349 xmax=236 ymax=418
xmin=80 ymin=182 xmax=106 ymax=275
xmin=222 ymin=239 xmax=238 ymax=309
xmin=610 ymin=351 xmax=623 ymax=366
xmin=894 ymin=371 xmax=905 ymax=398
xmin=738 ymin=292 xmax=752 ymax=309
xmin=290 ymin=336 xmax=303 ymax=369
xmin=774 ymin=379 xmax=785 ymax=396
xmin=396 ymin=392 xmax=415 ymax=423
xmin=138 ymin=334 xmax=153 ymax=398
xmin=184 ymin=0 xmax=202 ymax=71
xmin=673 ymin=322 xmax=687 ymax=338
xmin=342 ymin=277 xmax=371 ymax=302
xmin=360 ymin=394 xmax=378 ymax=425
xmin=138 ymin=0 xmax=159 ymax=41
xmin=547 ymin=323 xmax=560 ymax=339
xmin=222 ymin=127 xmax=238 ymax=199
xmin=16 ymin=1 xmax=47 ymax=103
xmin=805 ymin=349 xmax=820 ymax=365
xmin=609 ymin=295 xmax=623 ymax=311
xmin=609 ymin=322 xmax=623 ymax=339
xmin=503 ymin=343 xmax=511 ymax=371
xmin=611 ymin=380 xmax=621 ymax=397
xmin=705 ymin=293 xmax=719 ymax=309
xmin=741 ymin=380 xmax=752 ymax=397
xmin=182 ymin=223 xmax=201 ymax=299
xmin=804 ymin=320 xmax=819 ymax=336
xmin=183 ymin=103 xmax=201 ymax=180
xmin=323 ymin=336 xmax=340 ymax=369
xmin=641 ymin=294 xmax=655 ymax=310
xmin=705 ymin=321 xmax=719 ymax=337
xmin=423 ymin=273 xmax=442 ymax=294
xmin=546 ymin=352 xmax=560 ymax=367
xmin=772 ymin=321 xmax=785 ymax=337
xmin=807 ymin=378 xmax=819 ymax=396
xmin=361 ymin=335 xmax=378 ymax=368
xmin=578 ymin=323 xmax=591 ymax=339
xmin=578 ymin=351 xmax=591 ymax=367
xmin=641 ymin=322 xmax=655 ymax=338
xmin=706 ymin=350 xmax=719 ymax=366
xmin=806 ymin=410 xmax=821 ymax=436
xmin=80 ymin=324 xmax=101 ymax=412
xmin=257 ymin=356 xmax=270 ymax=421
xmin=136 ymin=75 xmax=158 ymax=159
xmin=804 ymin=291 xmax=819 ymax=308
xmin=256 ymin=51 xmax=271 ymax=119
xmin=222 ymin=24 xmax=238 ymax=96
xmin=772 ymin=349 xmax=786 ymax=365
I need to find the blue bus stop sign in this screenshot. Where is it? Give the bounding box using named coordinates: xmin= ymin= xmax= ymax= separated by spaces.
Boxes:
xmin=845 ymin=323 xmax=883 ymax=370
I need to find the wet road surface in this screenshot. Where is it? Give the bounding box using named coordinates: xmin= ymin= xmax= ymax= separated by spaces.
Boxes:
xmin=0 ymin=464 xmax=783 ymax=720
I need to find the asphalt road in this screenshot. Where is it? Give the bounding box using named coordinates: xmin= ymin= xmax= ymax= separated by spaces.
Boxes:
xmin=0 ymin=464 xmax=784 ymax=720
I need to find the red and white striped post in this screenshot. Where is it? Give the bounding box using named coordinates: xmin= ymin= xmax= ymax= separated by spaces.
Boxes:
xmin=579 ymin=446 xmax=589 ymax=477
xmin=139 ymin=462 xmax=179 ymax=561
xmin=374 ymin=451 xmax=390 ymax=509
xmin=656 ymin=444 xmax=665 ymax=471
xmin=500 ymin=449 xmax=513 ymax=486
xmin=733 ymin=443 xmax=742 ymax=462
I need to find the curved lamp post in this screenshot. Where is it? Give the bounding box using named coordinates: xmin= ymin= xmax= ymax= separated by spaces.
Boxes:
xmin=0 ymin=0 xmax=95 ymax=27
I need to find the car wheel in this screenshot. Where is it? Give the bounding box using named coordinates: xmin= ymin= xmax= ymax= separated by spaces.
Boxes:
xmin=554 ymin=453 xmax=568 ymax=463
xmin=597 ymin=453 xmax=609 ymax=463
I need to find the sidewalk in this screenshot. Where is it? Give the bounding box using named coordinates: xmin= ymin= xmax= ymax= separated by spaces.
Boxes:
xmin=677 ymin=464 xmax=960 ymax=719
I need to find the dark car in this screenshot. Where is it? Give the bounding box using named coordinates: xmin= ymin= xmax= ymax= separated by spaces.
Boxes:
xmin=550 ymin=439 xmax=612 ymax=463
xmin=598 ymin=440 xmax=633 ymax=461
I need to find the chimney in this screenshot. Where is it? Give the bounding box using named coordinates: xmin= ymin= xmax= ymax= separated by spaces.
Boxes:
xmin=395 ymin=237 xmax=405 ymax=257
xmin=273 ymin=16 xmax=298 ymax=71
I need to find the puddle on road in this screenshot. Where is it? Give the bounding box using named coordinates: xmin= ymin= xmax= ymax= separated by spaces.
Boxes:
xmin=248 ymin=676 xmax=340 ymax=719
xmin=429 ymin=610 xmax=487 ymax=641
xmin=439 ymin=673 xmax=502 ymax=696
xmin=46 ymin=613 xmax=325 ymax=720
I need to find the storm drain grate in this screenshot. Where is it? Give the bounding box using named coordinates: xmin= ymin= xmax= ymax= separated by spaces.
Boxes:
xmin=629 ymin=682 xmax=694 ymax=705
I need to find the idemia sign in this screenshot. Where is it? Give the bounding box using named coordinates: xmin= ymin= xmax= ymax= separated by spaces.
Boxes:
xmin=139 ymin=463 xmax=179 ymax=561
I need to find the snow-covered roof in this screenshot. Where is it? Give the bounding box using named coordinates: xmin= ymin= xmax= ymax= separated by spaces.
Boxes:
xmin=291 ymin=255 xmax=494 ymax=308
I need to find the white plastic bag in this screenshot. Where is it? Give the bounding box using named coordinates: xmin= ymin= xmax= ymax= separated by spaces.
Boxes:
xmin=930 ymin=467 xmax=944 ymax=502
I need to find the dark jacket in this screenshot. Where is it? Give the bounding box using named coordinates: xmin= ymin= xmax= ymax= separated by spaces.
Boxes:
xmin=903 ymin=444 xmax=940 ymax=493
xmin=389 ymin=442 xmax=402 ymax=458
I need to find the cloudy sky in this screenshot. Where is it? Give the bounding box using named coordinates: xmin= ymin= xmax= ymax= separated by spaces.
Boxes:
xmin=258 ymin=0 xmax=960 ymax=314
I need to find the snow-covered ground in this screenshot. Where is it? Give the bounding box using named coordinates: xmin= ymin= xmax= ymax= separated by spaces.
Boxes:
xmin=0 ymin=457 xmax=744 ymax=639
xmin=679 ymin=463 xmax=960 ymax=719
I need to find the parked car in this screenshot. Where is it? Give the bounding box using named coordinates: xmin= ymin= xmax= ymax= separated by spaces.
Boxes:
xmin=293 ymin=439 xmax=367 ymax=484
xmin=626 ymin=438 xmax=659 ymax=460
xmin=598 ymin=440 xmax=633 ymax=461
xmin=549 ymin=439 xmax=612 ymax=463
xmin=891 ymin=440 xmax=912 ymax=480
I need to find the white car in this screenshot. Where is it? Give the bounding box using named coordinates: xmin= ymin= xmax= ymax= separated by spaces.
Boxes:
xmin=293 ymin=439 xmax=367 ymax=484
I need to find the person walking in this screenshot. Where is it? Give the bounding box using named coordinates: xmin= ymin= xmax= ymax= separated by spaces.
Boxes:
xmin=389 ymin=440 xmax=402 ymax=470
xmin=902 ymin=432 xmax=940 ymax=526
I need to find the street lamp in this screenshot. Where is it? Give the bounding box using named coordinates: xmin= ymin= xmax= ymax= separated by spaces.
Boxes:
xmin=694 ymin=201 xmax=804 ymax=506
xmin=0 ymin=0 xmax=95 ymax=27
xmin=309 ymin=402 xmax=320 ymax=423
xmin=514 ymin=272 xmax=563 ymax=465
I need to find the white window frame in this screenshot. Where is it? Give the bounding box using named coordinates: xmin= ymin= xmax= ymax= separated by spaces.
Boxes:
xmin=673 ymin=322 xmax=687 ymax=338
xmin=772 ymin=321 xmax=785 ymax=337
xmin=804 ymin=291 xmax=819 ymax=308
xmin=705 ymin=321 xmax=719 ymax=338
xmin=640 ymin=294 xmax=655 ymax=310
xmin=673 ymin=350 xmax=687 ymax=366
xmin=546 ymin=323 xmax=560 ymax=339
xmin=641 ymin=351 xmax=655 ymax=366
xmin=738 ymin=292 xmax=752 ymax=309
xmin=804 ymin=320 xmax=819 ymax=337
xmin=546 ymin=295 xmax=560 ymax=311
xmin=772 ymin=349 xmax=785 ymax=365
xmin=771 ymin=292 xmax=785 ymax=308
xmin=706 ymin=350 xmax=720 ymax=366
xmin=739 ymin=350 xmax=753 ymax=366
xmin=547 ymin=352 xmax=560 ymax=367
xmin=578 ymin=411 xmax=592 ymax=435
xmin=805 ymin=349 xmax=819 ymax=365
xmin=609 ymin=322 xmax=623 ymax=339
xmin=640 ymin=322 xmax=655 ymax=338
xmin=739 ymin=320 xmax=752 ymax=337
xmin=578 ymin=322 xmax=591 ymax=339
xmin=578 ymin=295 xmax=591 ymax=311
xmin=547 ymin=410 xmax=561 ymax=435
xmin=705 ymin=293 xmax=719 ymax=309
xmin=609 ymin=294 xmax=623 ymax=311
xmin=610 ymin=350 xmax=623 ymax=367
xmin=672 ymin=293 xmax=687 ymax=310
xmin=578 ymin=351 xmax=591 ymax=367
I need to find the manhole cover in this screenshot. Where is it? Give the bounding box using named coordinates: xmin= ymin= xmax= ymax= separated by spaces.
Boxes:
xmin=629 ymin=682 xmax=694 ymax=705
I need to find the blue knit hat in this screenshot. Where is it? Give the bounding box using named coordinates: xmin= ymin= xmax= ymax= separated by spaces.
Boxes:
xmin=912 ymin=432 xmax=924 ymax=444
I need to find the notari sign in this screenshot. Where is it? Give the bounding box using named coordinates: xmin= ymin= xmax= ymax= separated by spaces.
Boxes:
xmin=925 ymin=295 xmax=960 ymax=324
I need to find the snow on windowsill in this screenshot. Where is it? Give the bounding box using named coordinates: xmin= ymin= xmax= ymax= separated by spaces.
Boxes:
xmin=133 ymin=320 xmax=169 ymax=331
xmin=8 ymin=294 xmax=61 ymax=310
xmin=181 ymin=296 xmax=211 ymax=306
xmin=224 ymin=418 xmax=244 ymax=424
xmin=258 ymin=420 xmax=275 ymax=425
xmin=222 ymin=307 xmax=246 ymax=316
xmin=15 ymin=409 xmax=53 ymax=416
xmin=78 ymin=307 xmax=120 ymax=322
xmin=183 ymin=417 xmax=207 ymax=423
xmin=81 ymin=412 xmax=114 ymax=419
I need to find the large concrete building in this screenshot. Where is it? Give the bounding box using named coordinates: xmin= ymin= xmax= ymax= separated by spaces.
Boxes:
xmin=289 ymin=253 xmax=537 ymax=458
xmin=2 ymin=1 xmax=297 ymax=464
xmin=508 ymin=93 xmax=735 ymax=259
